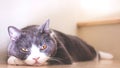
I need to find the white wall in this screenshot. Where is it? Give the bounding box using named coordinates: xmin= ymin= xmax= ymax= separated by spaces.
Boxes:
xmin=0 ymin=0 xmax=120 ymax=63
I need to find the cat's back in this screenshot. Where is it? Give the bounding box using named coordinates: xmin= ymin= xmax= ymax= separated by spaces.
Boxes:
xmin=53 ymin=30 xmax=97 ymax=61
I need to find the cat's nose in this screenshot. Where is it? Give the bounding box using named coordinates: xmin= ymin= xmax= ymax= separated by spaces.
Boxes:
xmin=33 ymin=57 xmax=40 ymax=61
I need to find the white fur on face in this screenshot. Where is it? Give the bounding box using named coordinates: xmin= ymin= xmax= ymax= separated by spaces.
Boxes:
xmin=24 ymin=44 xmax=50 ymax=65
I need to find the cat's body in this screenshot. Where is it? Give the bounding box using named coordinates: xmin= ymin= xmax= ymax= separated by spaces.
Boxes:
xmin=7 ymin=20 xmax=113 ymax=66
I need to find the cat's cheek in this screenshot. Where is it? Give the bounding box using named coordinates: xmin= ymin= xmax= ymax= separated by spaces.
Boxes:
xmin=24 ymin=59 xmax=36 ymax=65
xmin=37 ymin=58 xmax=49 ymax=65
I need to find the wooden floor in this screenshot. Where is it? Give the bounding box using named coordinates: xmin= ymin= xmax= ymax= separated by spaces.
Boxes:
xmin=0 ymin=60 xmax=120 ymax=68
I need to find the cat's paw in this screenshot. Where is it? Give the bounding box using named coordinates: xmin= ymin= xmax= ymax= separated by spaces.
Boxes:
xmin=8 ymin=56 xmax=25 ymax=65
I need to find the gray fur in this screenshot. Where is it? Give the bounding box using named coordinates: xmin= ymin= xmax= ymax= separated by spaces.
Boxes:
xmin=8 ymin=20 xmax=97 ymax=65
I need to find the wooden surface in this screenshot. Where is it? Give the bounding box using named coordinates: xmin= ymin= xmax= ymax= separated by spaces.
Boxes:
xmin=77 ymin=19 xmax=120 ymax=60
xmin=1 ymin=60 xmax=120 ymax=68
xmin=77 ymin=19 xmax=120 ymax=27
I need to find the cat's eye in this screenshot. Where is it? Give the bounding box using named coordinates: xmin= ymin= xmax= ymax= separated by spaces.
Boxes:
xmin=21 ymin=48 xmax=29 ymax=52
xmin=40 ymin=44 xmax=47 ymax=50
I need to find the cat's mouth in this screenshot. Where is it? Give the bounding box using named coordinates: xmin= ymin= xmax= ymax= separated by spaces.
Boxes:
xmin=34 ymin=60 xmax=39 ymax=64
xmin=26 ymin=60 xmax=48 ymax=66
xmin=24 ymin=57 xmax=49 ymax=66
xmin=24 ymin=60 xmax=47 ymax=66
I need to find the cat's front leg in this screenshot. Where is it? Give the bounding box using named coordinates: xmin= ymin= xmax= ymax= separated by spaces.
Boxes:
xmin=8 ymin=56 xmax=25 ymax=65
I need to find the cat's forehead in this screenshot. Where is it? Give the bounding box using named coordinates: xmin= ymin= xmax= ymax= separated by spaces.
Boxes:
xmin=17 ymin=31 xmax=49 ymax=44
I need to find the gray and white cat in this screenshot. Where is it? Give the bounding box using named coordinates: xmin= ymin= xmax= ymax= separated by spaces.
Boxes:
xmin=7 ymin=20 xmax=113 ymax=66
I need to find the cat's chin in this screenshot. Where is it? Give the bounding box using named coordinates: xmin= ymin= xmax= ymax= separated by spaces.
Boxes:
xmin=24 ymin=59 xmax=48 ymax=66
xmin=25 ymin=62 xmax=48 ymax=66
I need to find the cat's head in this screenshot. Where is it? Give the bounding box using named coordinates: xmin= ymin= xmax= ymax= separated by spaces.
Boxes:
xmin=8 ymin=20 xmax=57 ymax=65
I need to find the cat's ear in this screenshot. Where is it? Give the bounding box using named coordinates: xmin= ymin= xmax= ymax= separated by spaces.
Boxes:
xmin=39 ymin=19 xmax=50 ymax=33
xmin=8 ymin=26 xmax=21 ymax=40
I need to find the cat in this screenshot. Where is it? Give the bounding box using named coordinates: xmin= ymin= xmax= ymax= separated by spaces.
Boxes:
xmin=7 ymin=20 xmax=113 ymax=66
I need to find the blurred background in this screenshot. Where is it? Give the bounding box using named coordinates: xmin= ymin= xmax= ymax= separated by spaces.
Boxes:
xmin=0 ymin=0 xmax=120 ymax=63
